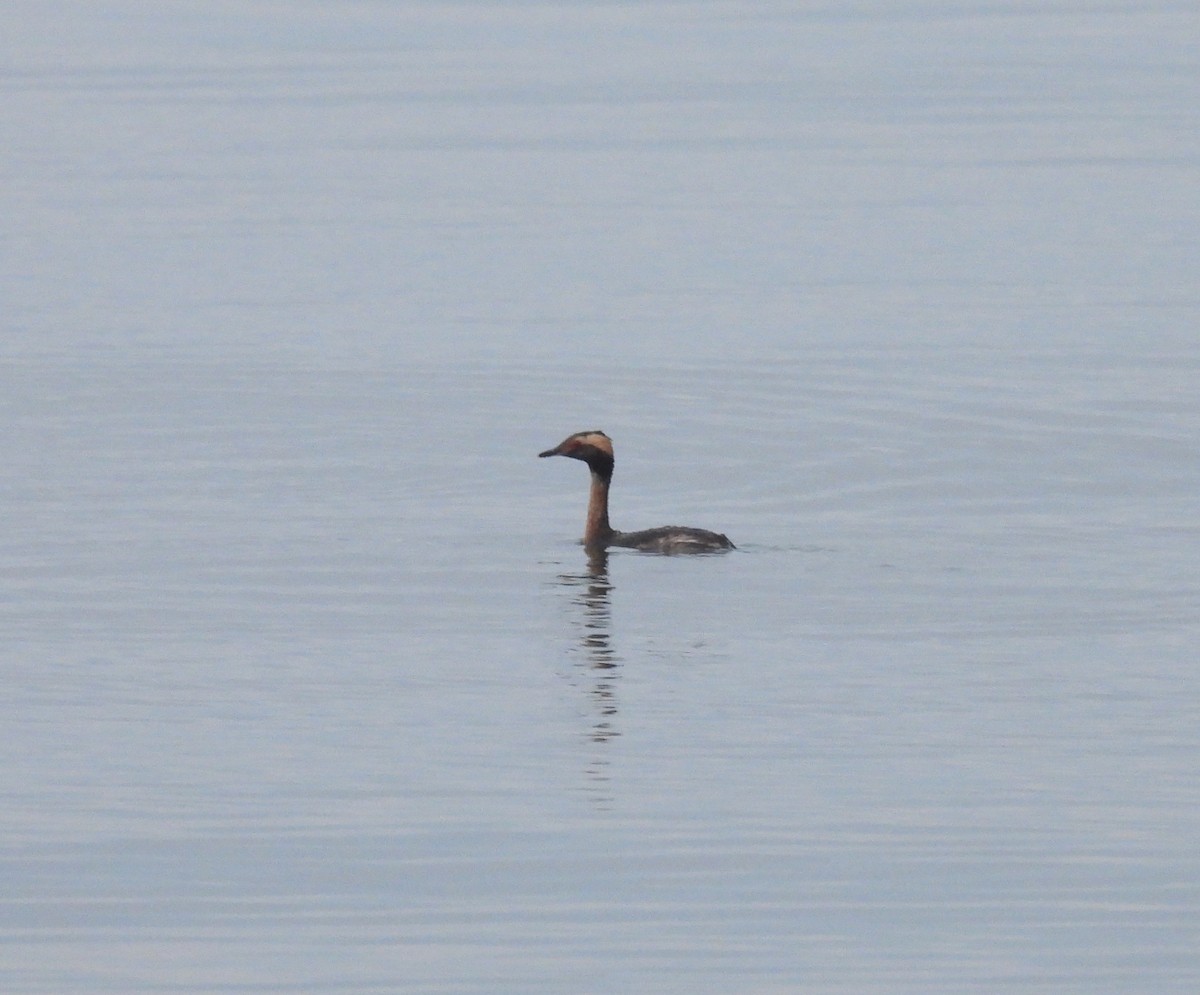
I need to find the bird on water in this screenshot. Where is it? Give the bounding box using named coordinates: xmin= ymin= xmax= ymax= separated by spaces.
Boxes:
xmin=538 ymin=430 xmax=735 ymax=554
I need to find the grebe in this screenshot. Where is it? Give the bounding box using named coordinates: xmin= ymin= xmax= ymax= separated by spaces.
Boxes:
xmin=538 ymin=430 xmax=735 ymax=554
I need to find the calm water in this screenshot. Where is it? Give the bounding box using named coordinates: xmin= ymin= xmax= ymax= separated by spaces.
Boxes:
xmin=3 ymin=3 xmax=1199 ymax=993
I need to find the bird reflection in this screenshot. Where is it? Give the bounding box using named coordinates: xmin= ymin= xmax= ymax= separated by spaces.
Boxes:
xmin=554 ymin=547 xmax=620 ymax=804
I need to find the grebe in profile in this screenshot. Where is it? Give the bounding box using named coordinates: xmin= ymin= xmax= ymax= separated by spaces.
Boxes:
xmin=538 ymin=430 xmax=735 ymax=554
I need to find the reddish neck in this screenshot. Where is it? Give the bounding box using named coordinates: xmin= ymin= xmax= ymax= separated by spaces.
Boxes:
xmin=584 ymin=469 xmax=614 ymax=549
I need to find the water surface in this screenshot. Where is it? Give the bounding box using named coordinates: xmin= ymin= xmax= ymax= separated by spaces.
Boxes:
xmin=2 ymin=3 xmax=1198 ymax=993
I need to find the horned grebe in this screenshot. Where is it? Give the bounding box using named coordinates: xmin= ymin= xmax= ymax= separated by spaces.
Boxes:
xmin=538 ymin=430 xmax=735 ymax=554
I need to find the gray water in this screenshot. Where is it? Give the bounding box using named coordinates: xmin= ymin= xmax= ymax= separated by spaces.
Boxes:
xmin=3 ymin=3 xmax=1199 ymax=993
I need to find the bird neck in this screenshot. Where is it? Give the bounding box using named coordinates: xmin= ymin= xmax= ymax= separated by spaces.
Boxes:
xmin=584 ymin=468 xmax=614 ymax=549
